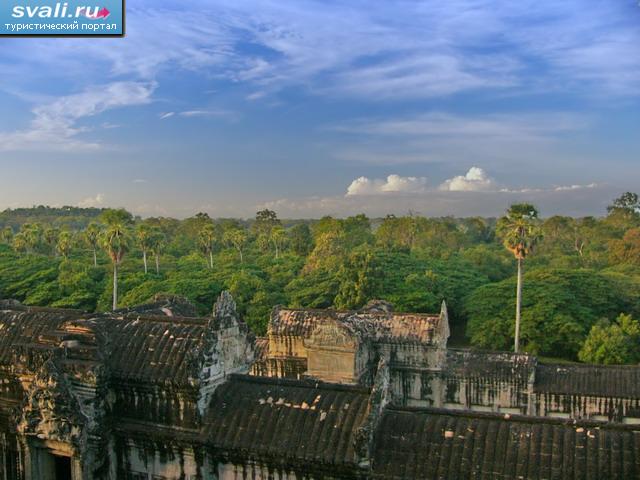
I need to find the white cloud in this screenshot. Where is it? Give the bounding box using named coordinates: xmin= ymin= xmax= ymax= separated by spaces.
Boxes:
xmin=133 ymin=179 xmax=148 ymax=184
xmin=553 ymin=183 xmax=598 ymax=191
xmin=439 ymin=167 xmax=495 ymax=191
xmin=0 ymin=82 xmax=155 ymax=151
xmin=346 ymin=174 xmax=428 ymax=196
xmin=256 ymin=184 xmax=614 ymax=219
xmin=159 ymin=112 xmax=175 ymax=120
xmin=179 ymin=109 xmax=235 ymax=118
xmin=78 ymin=193 xmax=105 ymax=208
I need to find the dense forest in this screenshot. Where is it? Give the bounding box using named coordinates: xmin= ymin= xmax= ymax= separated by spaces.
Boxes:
xmin=1 ymin=193 xmax=639 ymax=365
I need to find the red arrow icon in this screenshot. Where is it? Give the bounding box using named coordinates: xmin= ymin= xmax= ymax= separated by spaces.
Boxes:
xmin=95 ymin=7 xmax=110 ymax=19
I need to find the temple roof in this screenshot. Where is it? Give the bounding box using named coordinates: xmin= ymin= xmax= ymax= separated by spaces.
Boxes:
xmin=269 ymin=305 xmax=443 ymax=344
xmin=0 ymin=295 xmax=249 ymax=388
xmin=373 ymin=407 xmax=640 ymax=479
xmin=535 ymin=363 xmax=640 ymax=398
xmin=205 ymin=375 xmax=370 ymax=468
xmin=102 ymin=315 xmax=208 ymax=386
xmin=0 ymin=305 xmax=84 ymax=367
xmin=444 ymin=349 xmax=536 ymax=383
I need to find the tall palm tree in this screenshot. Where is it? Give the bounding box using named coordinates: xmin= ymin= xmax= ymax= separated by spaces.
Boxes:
xmin=101 ymin=223 xmax=129 ymax=311
xmin=136 ymin=224 xmax=153 ymax=274
xmin=43 ymin=227 xmax=60 ymax=256
xmin=1 ymin=226 xmax=14 ymax=245
xmin=198 ymin=223 xmax=219 ymax=269
xmin=223 ymin=227 xmax=247 ymax=263
xmin=496 ymin=203 xmax=543 ymax=353
xmin=149 ymin=228 xmax=166 ymax=274
xmin=21 ymin=223 xmax=42 ymax=254
xmin=270 ymin=225 xmax=287 ymax=259
xmin=56 ymin=231 xmax=73 ymax=259
xmin=84 ymin=222 xmax=101 ymax=267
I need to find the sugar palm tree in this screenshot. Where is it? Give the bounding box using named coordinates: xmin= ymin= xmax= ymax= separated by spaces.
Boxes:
xmin=136 ymin=224 xmax=153 ymax=274
xmin=101 ymin=223 xmax=129 ymax=311
xmin=270 ymin=225 xmax=287 ymax=259
xmin=84 ymin=222 xmax=101 ymax=267
xmin=21 ymin=223 xmax=42 ymax=254
xmin=149 ymin=228 xmax=166 ymax=274
xmin=56 ymin=231 xmax=73 ymax=259
xmin=496 ymin=203 xmax=543 ymax=353
xmin=1 ymin=226 xmax=14 ymax=245
xmin=43 ymin=227 xmax=60 ymax=256
xmin=223 ymin=227 xmax=247 ymax=264
xmin=198 ymin=223 xmax=219 ymax=269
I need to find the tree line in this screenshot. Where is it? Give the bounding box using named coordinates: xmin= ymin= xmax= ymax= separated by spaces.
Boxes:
xmin=1 ymin=193 xmax=639 ymax=365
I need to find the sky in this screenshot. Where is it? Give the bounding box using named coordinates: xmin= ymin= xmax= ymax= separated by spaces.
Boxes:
xmin=0 ymin=0 xmax=639 ymax=218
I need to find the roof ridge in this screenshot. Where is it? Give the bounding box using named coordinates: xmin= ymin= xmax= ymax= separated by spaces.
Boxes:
xmin=229 ymin=373 xmax=371 ymax=393
xmin=385 ymin=405 xmax=640 ymax=430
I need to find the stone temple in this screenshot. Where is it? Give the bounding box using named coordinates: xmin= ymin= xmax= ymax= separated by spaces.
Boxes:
xmin=1 ymin=294 xmax=640 ymax=479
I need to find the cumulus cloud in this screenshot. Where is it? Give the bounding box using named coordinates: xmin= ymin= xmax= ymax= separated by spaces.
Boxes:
xmin=439 ymin=167 xmax=495 ymax=192
xmin=78 ymin=193 xmax=105 ymax=208
xmin=346 ymin=174 xmax=428 ymax=196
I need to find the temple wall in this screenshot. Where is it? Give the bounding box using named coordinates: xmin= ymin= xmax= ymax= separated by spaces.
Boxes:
xmin=113 ymin=385 xmax=199 ymax=429
xmin=268 ymin=336 xmax=306 ymax=359
xmin=117 ymin=441 xmax=211 ymax=480
xmin=532 ymin=393 xmax=640 ymax=422
xmin=306 ymin=348 xmax=356 ymax=384
xmin=217 ymin=462 xmax=350 ymax=480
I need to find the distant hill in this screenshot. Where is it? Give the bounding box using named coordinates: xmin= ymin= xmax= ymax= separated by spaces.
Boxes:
xmin=0 ymin=206 xmax=104 ymax=230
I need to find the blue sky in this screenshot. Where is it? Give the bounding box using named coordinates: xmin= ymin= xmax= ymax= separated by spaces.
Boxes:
xmin=0 ymin=0 xmax=639 ymax=218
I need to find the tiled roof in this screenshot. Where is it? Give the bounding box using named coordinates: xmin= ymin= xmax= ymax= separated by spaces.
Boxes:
xmin=445 ymin=349 xmax=536 ymax=382
xmin=103 ymin=315 xmax=207 ymax=386
xmin=0 ymin=299 xmax=232 ymax=387
xmin=0 ymin=306 xmax=84 ymax=366
xmin=373 ymin=407 xmax=640 ymax=479
xmin=270 ymin=306 xmax=441 ymax=344
xmin=535 ymin=363 xmax=640 ymax=398
xmin=204 ymin=375 xmax=370 ymax=468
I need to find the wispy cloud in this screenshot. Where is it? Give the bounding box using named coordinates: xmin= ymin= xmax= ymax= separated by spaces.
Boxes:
xmin=331 ymin=112 xmax=590 ymax=167
xmin=0 ymin=82 xmax=155 ymax=151
xmin=553 ymin=183 xmax=598 ymax=192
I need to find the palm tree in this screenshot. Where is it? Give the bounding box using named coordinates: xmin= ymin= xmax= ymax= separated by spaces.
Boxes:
xmin=84 ymin=222 xmax=101 ymax=267
xmin=136 ymin=224 xmax=153 ymax=274
xmin=223 ymin=227 xmax=248 ymax=263
xmin=198 ymin=223 xmax=219 ymax=269
xmin=0 ymin=226 xmax=13 ymax=245
xmin=12 ymin=232 xmax=27 ymax=254
xmin=43 ymin=227 xmax=60 ymax=256
xmin=21 ymin=223 xmax=42 ymax=254
xmin=101 ymin=223 xmax=129 ymax=311
xmin=270 ymin=225 xmax=287 ymax=259
xmin=497 ymin=203 xmax=543 ymax=353
xmin=56 ymin=231 xmax=73 ymax=259
xmin=149 ymin=228 xmax=166 ymax=274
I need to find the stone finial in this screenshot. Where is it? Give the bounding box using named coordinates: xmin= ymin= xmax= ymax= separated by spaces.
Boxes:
xmin=213 ymin=291 xmax=238 ymax=326
xmin=438 ymin=299 xmax=450 ymax=347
